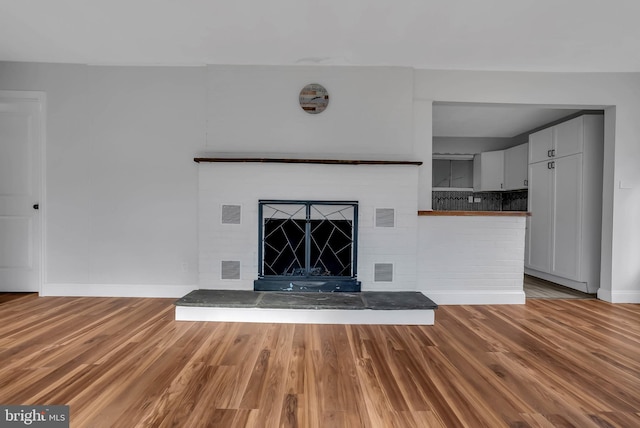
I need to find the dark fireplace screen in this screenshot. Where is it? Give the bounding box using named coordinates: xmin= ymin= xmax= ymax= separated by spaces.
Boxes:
xmin=258 ymin=201 xmax=358 ymax=279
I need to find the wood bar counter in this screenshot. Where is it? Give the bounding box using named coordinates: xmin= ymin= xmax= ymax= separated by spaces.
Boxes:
xmin=418 ymin=210 xmax=530 ymax=217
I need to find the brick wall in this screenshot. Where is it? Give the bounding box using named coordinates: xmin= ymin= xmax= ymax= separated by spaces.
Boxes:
xmin=198 ymin=163 xmax=419 ymax=291
xmin=417 ymin=215 xmax=526 ymax=304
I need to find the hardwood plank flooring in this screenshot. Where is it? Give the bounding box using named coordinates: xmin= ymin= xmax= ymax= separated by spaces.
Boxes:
xmin=1 ymin=295 xmax=640 ymax=427
xmin=524 ymin=275 xmax=595 ymax=299
xmin=0 ymin=292 xmax=37 ymax=305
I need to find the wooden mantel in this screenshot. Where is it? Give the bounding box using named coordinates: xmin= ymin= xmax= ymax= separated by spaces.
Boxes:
xmin=418 ymin=210 xmax=530 ymax=217
xmin=194 ymin=157 xmax=423 ymax=166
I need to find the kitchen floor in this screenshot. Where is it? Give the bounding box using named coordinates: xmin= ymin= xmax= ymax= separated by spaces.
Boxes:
xmin=524 ymin=275 xmax=595 ymax=299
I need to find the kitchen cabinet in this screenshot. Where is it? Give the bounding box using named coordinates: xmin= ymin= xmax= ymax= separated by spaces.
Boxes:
xmin=528 ymin=116 xmax=583 ymax=164
xmin=503 ymin=143 xmax=528 ymax=190
xmin=526 ymin=160 xmax=553 ymax=273
xmin=525 ymin=114 xmax=603 ymax=293
xmin=527 ymin=154 xmax=582 ymax=278
xmin=473 ymin=150 xmax=504 ymax=191
xmin=529 ymin=127 xmax=553 ymax=164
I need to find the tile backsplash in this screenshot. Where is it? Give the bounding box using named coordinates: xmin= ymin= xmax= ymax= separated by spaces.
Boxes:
xmin=432 ymin=190 xmax=528 ymax=211
xmin=501 ymin=190 xmax=528 ymax=211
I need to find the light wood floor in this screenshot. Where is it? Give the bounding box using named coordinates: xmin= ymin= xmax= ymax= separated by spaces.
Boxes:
xmin=523 ymin=275 xmax=596 ymax=299
xmin=1 ymin=294 xmax=640 ymax=427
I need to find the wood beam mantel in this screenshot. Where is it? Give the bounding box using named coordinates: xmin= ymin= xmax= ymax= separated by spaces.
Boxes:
xmin=194 ymin=157 xmax=423 ymax=166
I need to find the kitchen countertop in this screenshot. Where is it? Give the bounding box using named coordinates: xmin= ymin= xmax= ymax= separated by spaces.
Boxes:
xmin=418 ymin=210 xmax=531 ymax=217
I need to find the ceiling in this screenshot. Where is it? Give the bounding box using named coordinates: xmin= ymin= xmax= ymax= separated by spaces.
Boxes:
xmin=0 ymin=1 xmax=616 ymax=139
xmin=432 ymin=103 xmax=581 ymax=138
xmin=1 ymin=0 xmax=639 ymax=72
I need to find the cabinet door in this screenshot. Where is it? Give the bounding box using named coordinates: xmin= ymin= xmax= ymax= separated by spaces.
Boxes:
xmin=551 ymin=154 xmax=583 ymax=280
xmin=529 ymin=127 xmax=553 ymax=164
xmin=554 ymin=116 xmax=583 ymax=159
xmin=474 ymin=150 xmax=504 ymax=191
xmin=504 ymin=143 xmax=528 ymax=190
xmin=526 ymin=161 xmax=553 ymax=272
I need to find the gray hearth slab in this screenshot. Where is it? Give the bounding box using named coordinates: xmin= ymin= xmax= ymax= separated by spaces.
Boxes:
xmin=259 ymin=292 xmax=365 ymax=309
xmin=175 ymin=290 xmax=437 ymax=311
xmin=361 ymin=292 xmax=437 ymax=310
xmin=176 ymin=289 xmax=262 ymax=307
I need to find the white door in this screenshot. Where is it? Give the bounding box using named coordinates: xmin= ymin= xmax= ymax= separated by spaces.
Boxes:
xmin=526 ymin=161 xmax=553 ymax=273
xmin=551 ymin=154 xmax=583 ymax=281
xmin=0 ymin=93 xmax=43 ymax=292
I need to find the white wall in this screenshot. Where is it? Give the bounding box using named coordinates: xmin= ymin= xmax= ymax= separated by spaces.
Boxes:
xmin=0 ymin=63 xmax=205 ymax=297
xmin=0 ymin=63 xmax=92 ymax=286
xmin=199 ymin=163 xmax=419 ymax=291
xmin=1 ymin=62 xmax=639 ymax=302
xmin=81 ymin=66 xmax=205 ymax=292
xmin=205 ymin=65 xmax=415 ymax=159
xmin=418 ymin=216 xmax=526 ymax=304
xmin=0 ymin=62 xmax=423 ymax=297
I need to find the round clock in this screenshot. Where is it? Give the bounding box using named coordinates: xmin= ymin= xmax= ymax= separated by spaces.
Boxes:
xmin=299 ymin=83 xmax=329 ymax=114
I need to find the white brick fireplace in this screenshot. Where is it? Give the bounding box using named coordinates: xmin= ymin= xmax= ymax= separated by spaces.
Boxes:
xmin=198 ymin=160 xmax=420 ymax=292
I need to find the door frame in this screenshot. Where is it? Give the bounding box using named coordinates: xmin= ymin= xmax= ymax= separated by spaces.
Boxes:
xmin=0 ymin=90 xmax=46 ymax=294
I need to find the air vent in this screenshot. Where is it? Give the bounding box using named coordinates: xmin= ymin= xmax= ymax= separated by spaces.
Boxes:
xmin=221 ymin=261 xmax=241 ymax=280
xmin=374 ymin=263 xmax=393 ymax=282
xmin=375 ymin=208 xmax=395 ymax=228
xmin=221 ymin=205 xmax=241 ymax=224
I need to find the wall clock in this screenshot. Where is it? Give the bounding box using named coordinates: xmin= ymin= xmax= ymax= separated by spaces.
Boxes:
xmin=299 ymin=83 xmax=329 ymax=114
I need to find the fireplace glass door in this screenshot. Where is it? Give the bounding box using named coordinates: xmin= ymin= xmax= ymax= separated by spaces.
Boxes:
xmin=258 ymin=201 xmax=358 ymax=279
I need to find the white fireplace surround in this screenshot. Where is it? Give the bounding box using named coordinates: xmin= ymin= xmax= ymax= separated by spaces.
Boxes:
xmin=198 ymin=161 xmax=420 ymax=292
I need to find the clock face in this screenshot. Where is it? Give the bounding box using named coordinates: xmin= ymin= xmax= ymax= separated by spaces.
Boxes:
xmin=299 ymin=83 xmax=329 ymax=114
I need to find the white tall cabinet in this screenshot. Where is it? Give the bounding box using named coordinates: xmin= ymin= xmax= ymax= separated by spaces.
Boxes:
xmin=525 ymin=114 xmax=604 ymax=293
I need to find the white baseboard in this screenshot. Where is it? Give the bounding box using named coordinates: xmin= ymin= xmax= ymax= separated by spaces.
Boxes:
xmin=42 ymin=283 xmax=196 ymax=298
xmin=1 ymin=284 xmax=39 ymax=293
xmin=175 ymin=306 xmax=435 ymax=325
xmin=597 ymin=288 xmax=640 ymax=303
xmin=421 ymin=289 xmax=526 ymax=305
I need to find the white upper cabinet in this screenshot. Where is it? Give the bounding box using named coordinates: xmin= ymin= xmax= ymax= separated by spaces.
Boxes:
xmin=529 ymin=116 xmax=585 ymax=164
xmin=529 ymin=127 xmax=553 ymax=164
xmin=554 ymin=116 xmax=584 ymax=158
xmin=504 ymin=143 xmax=528 ymax=190
xmin=473 ymin=150 xmax=504 ymax=191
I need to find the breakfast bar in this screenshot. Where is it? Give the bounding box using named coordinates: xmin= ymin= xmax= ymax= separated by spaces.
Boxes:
xmin=416 ymin=210 xmax=530 ymax=305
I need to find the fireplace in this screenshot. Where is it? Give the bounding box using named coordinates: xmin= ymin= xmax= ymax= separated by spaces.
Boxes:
xmin=197 ymin=160 xmax=420 ymax=293
xmin=254 ymin=200 xmax=361 ymax=292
